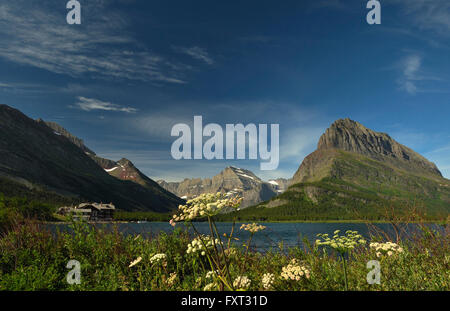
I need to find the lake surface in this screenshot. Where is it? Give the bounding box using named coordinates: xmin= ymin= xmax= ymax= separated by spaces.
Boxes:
xmin=46 ymin=222 xmax=445 ymax=252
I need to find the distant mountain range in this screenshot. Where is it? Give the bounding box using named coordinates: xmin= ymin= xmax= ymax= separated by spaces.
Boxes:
xmin=247 ymin=118 xmax=450 ymax=220
xmin=157 ymin=167 xmax=290 ymax=208
xmin=1 ymin=104 xmax=448 ymax=219
xmin=0 ymin=105 xmax=183 ymax=212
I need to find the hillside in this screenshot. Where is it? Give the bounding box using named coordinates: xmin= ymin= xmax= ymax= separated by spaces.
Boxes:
xmin=44 ymin=121 xmax=167 ymax=193
xmin=239 ymin=119 xmax=450 ymax=221
xmin=0 ymin=105 xmax=183 ymax=212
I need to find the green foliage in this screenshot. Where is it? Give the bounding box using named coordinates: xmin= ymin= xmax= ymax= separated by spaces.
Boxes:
xmin=0 ymin=178 xmax=76 ymax=207
xmin=215 ymin=174 xmax=449 ymax=222
xmin=220 ymin=150 xmax=450 ymax=222
xmin=0 ymin=193 xmax=57 ymax=231
xmin=0 ymin=219 xmax=448 ymax=291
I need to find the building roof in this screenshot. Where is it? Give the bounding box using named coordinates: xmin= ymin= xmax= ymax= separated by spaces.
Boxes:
xmin=77 ymin=203 xmax=115 ymax=210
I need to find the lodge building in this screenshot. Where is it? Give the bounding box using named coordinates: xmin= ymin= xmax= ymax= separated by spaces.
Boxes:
xmin=58 ymin=203 xmax=115 ymax=221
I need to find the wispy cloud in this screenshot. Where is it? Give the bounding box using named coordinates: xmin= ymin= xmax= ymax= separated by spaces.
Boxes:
xmin=72 ymin=97 xmax=137 ymax=113
xmin=0 ymin=80 xmax=55 ymax=94
xmin=399 ymin=0 xmax=450 ymax=35
xmin=0 ymin=1 xmax=188 ymax=83
xmin=398 ymin=55 xmax=421 ymax=94
xmin=397 ymin=54 xmax=446 ymax=95
xmin=174 ymin=46 xmax=214 ymax=65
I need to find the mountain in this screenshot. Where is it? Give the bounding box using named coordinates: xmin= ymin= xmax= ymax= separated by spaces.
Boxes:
xmin=268 ymin=178 xmax=291 ymax=193
xmin=43 ymin=121 xmax=165 ymax=192
xmin=157 ymin=166 xmax=282 ymax=208
xmin=42 ymin=121 xmax=96 ymax=155
xmin=294 ymin=118 xmax=442 ymax=183
xmin=245 ymin=119 xmax=450 ymax=220
xmin=0 ymin=105 xmax=183 ymax=212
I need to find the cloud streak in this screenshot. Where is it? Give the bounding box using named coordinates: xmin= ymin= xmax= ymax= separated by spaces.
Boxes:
xmin=72 ymin=97 xmax=137 ymax=113
xmin=174 ymin=46 xmax=214 ymax=65
xmin=0 ymin=1 xmax=188 ymax=83
xmin=397 ymin=54 xmax=447 ymax=95
xmin=398 ymin=54 xmax=421 ymax=94
xmin=397 ymin=0 xmax=450 ymax=36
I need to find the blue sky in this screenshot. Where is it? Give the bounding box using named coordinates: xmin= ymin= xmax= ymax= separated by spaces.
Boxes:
xmin=0 ymin=0 xmax=449 ymax=181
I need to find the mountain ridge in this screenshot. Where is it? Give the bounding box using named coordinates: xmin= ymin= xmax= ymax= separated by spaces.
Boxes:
xmin=0 ymin=104 xmax=183 ymax=212
xmin=243 ymin=118 xmax=449 ymax=220
xmin=43 ymin=121 xmax=169 ymax=193
xmin=157 ymin=166 xmax=290 ymax=208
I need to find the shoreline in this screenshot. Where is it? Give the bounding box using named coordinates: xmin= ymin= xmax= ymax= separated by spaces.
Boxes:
xmin=42 ymin=219 xmax=447 ymax=225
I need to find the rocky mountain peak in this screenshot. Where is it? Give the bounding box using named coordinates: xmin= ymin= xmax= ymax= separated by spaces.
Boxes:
xmin=157 ymin=166 xmax=283 ymax=208
xmin=117 ymin=158 xmax=134 ymax=167
xmin=223 ymin=166 xmax=262 ymax=184
xmin=318 ymin=118 xmax=392 ymax=152
xmin=316 ymin=118 xmax=441 ymax=177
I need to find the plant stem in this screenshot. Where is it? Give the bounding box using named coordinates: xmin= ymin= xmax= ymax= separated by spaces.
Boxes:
xmin=211 ymin=219 xmax=233 ymax=288
xmin=341 ymin=253 xmax=348 ymax=291
xmin=228 ymin=215 xmax=237 ymax=249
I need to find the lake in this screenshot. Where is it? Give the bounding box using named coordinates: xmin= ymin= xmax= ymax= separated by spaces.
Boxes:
xmin=45 ymin=222 xmax=445 ymax=252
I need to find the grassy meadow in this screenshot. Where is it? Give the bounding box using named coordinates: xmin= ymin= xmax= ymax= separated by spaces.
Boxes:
xmin=0 ymin=192 xmax=448 ymax=291
xmin=0 ymin=216 xmax=448 ymax=291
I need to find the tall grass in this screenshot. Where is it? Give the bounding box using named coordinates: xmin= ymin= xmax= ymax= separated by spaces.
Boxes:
xmin=0 ymin=216 xmax=448 ymax=291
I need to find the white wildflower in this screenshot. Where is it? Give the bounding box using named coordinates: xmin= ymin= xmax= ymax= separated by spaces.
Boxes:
xmin=233 ymin=276 xmax=251 ymax=289
xmin=240 ymin=223 xmax=266 ymax=233
xmin=261 ymin=273 xmax=275 ymax=290
xmin=280 ymin=260 xmax=311 ymax=281
xmin=150 ymin=253 xmax=167 ymax=265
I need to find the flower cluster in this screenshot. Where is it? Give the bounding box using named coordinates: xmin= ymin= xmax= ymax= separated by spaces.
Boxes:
xmin=369 ymin=242 xmax=404 ymax=257
xmin=316 ymin=230 xmax=366 ymax=253
xmin=280 ymin=259 xmax=311 ymax=281
xmin=205 ymin=270 xmax=220 ymax=280
xmin=150 ymin=253 xmax=167 ymax=265
xmin=203 ymin=283 xmax=218 ymax=291
xmin=186 ymin=235 xmax=220 ymax=256
xmin=171 ymin=193 xmax=243 ymax=223
xmin=233 ymin=276 xmax=251 ymax=289
xmin=261 ymin=273 xmax=275 ymax=290
xmin=240 ymin=223 xmax=266 ymax=233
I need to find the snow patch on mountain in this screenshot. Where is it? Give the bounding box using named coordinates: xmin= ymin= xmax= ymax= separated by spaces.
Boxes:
xmin=105 ymin=167 xmax=119 ymax=172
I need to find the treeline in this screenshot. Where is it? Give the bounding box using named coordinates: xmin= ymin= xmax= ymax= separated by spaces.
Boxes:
xmin=0 ymin=177 xmax=77 ymax=207
xmin=0 ymin=194 xmax=57 ymax=231
xmin=213 ymin=178 xmax=447 ymax=222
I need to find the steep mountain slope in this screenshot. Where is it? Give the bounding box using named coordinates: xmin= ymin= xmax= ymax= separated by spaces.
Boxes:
xmin=0 ymin=105 xmax=183 ymax=212
xmin=247 ymin=119 xmax=450 ymax=220
xmin=42 ymin=120 xmax=96 ymax=155
xmin=44 ymin=121 xmax=165 ymax=192
xmin=293 ymin=118 xmax=442 ymax=183
xmin=158 ymin=167 xmax=279 ymax=208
